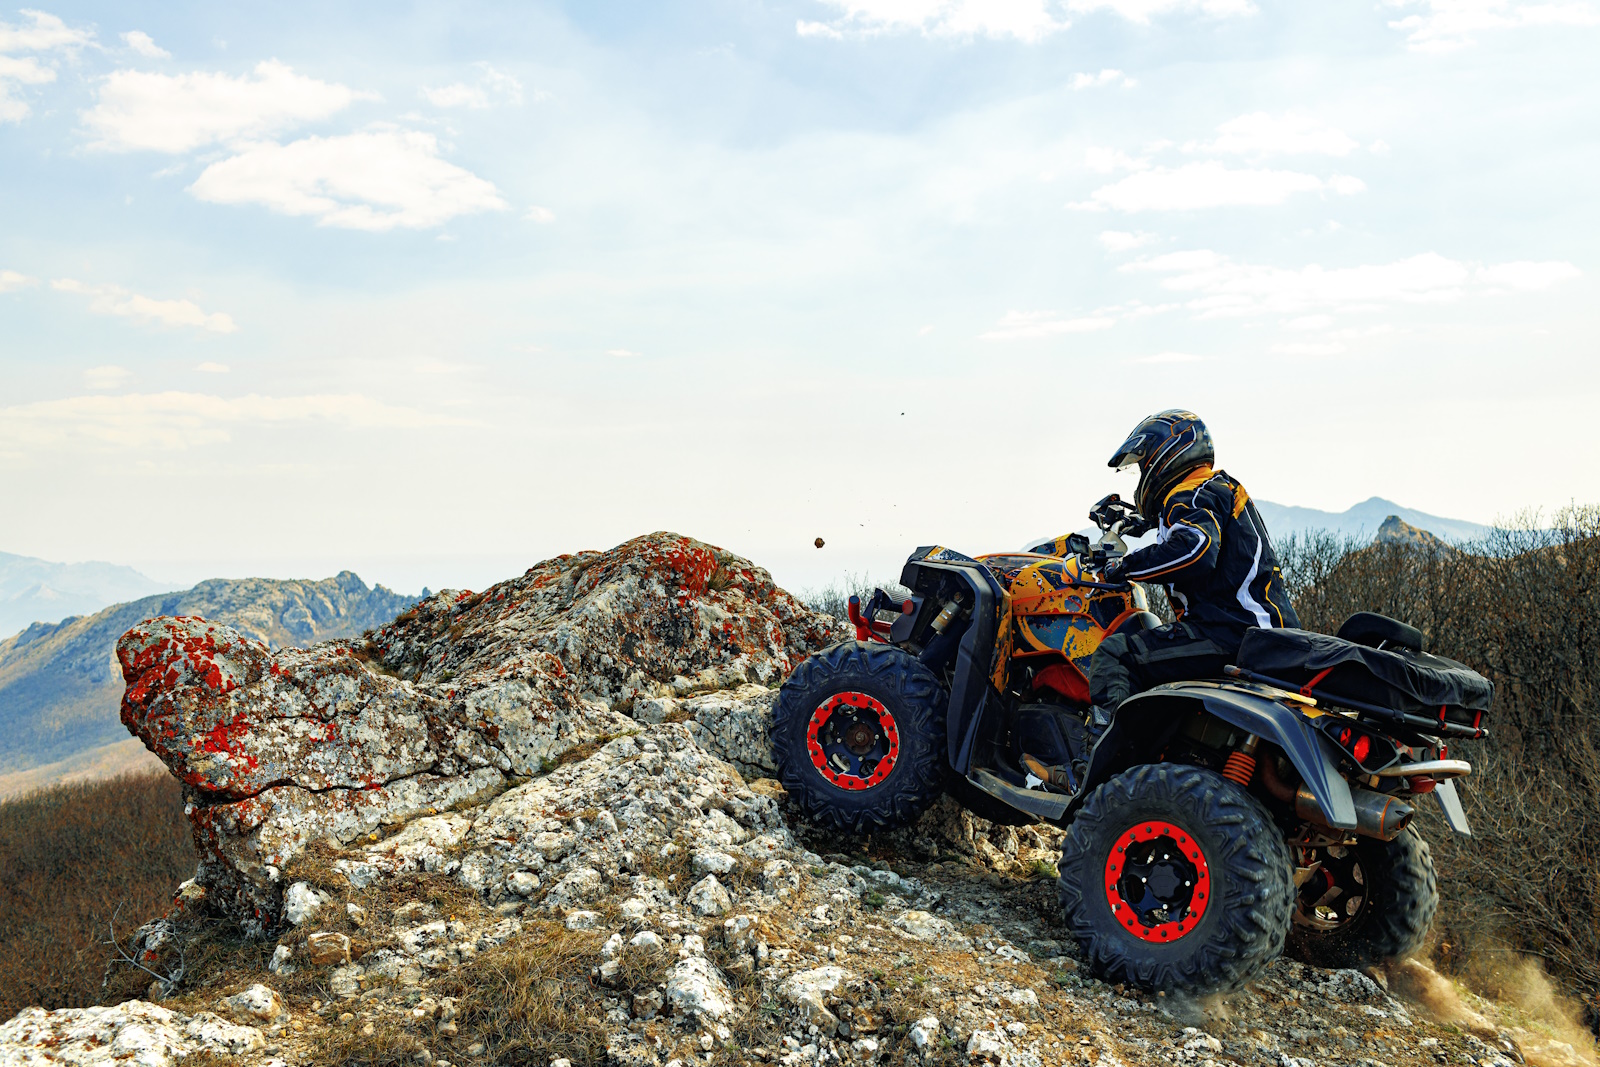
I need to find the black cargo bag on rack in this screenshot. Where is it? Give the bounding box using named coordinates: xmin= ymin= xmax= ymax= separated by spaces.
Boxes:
xmin=1236 ymin=623 xmax=1493 ymax=727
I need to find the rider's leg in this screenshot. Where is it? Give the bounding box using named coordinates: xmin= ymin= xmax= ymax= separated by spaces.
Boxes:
xmin=1088 ymin=621 xmax=1242 ymax=729
xmin=1021 ymin=623 xmax=1242 ymax=792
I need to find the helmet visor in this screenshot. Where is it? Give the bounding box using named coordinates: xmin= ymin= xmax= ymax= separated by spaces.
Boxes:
xmin=1107 ymin=431 xmax=1151 ymax=471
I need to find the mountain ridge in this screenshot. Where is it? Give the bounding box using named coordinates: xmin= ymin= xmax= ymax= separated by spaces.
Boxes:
xmin=0 ymin=551 xmax=174 ymax=642
xmin=1253 ymin=496 xmax=1490 ymax=544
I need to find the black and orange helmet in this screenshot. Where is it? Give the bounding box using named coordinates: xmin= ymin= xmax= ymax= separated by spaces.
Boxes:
xmin=1108 ymin=409 xmax=1214 ymax=518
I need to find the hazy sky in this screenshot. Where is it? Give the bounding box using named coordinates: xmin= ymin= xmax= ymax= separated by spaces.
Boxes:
xmin=1 ymin=0 xmax=1595 ymax=596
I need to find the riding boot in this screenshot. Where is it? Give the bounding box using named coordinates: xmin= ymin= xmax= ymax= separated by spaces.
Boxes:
xmin=1020 ymin=753 xmax=1078 ymax=793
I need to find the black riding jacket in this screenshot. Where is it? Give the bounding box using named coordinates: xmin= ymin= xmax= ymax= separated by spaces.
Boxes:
xmin=1119 ymin=466 xmax=1300 ymax=636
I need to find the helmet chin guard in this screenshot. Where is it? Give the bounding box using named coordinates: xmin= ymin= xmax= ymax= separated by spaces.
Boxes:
xmin=1109 ymin=410 xmax=1215 ymax=517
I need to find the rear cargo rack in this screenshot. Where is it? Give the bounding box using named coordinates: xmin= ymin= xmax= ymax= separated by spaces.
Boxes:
xmin=1223 ymin=665 xmax=1488 ymax=739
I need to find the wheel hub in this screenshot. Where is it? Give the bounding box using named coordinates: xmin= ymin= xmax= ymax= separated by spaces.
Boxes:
xmin=1294 ymin=844 xmax=1367 ymax=930
xmin=843 ymin=722 xmax=877 ymax=754
xmin=806 ymin=692 xmax=900 ymax=791
xmin=1104 ymin=821 xmax=1211 ymax=942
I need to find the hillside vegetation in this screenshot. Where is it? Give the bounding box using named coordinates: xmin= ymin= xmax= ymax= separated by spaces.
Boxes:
xmin=0 ymin=773 xmax=192 ymax=1021
xmin=1279 ymin=506 xmax=1600 ymax=1019
xmin=0 ymin=572 xmax=418 ymax=774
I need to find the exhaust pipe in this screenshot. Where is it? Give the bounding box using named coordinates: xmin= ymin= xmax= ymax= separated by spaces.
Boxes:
xmin=1295 ymin=784 xmax=1414 ymax=841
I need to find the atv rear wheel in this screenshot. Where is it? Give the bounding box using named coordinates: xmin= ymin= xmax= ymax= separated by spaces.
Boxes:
xmin=1057 ymin=764 xmax=1294 ymax=993
xmin=1287 ymin=827 xmax=1438 ymax=969
xmin=773 ymin=642 xmax=948 ymax=833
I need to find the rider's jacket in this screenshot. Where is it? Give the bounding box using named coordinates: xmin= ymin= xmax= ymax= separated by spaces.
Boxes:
xmin=1119 ymin=466 xmax=1300 ymax=635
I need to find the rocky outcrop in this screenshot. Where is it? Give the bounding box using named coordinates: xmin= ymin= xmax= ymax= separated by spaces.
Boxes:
xmin=1376 ymin=515 xmax=1455 ymax=552
xmin=0 ymin=1001 xmax=265 ymax=1064
xmin=115 ymin=532 xmax=846 ymax=932
xmin=38 ymin=719 xmax=1536 ymax=1067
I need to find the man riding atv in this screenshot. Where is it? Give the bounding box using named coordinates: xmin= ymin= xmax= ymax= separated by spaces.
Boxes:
xmin=773 ymin=406 xmax=1489 ymax=993
xmin=1024 ymin=409 xmax=1301 ymax=787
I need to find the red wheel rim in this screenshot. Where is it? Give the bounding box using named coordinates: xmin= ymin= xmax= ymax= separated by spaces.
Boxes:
xmin=805 ymin=691 xmax=900 ymax=791
xmin=1104 ymin=820 xmax=1211 ymax=943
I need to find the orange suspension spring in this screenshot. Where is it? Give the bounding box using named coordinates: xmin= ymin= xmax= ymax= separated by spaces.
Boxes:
xmin=1222 ymin=749 xmax=1257 ymax=786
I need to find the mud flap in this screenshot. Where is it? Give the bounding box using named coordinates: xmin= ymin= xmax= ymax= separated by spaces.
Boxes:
xmin=1432 ymin=778 xmax=1472 ymax=835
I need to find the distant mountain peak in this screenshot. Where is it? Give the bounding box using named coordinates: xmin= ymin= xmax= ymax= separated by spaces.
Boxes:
xmin=1375 ymin=515 xmax=1453 ymax=551
xmin=1252 ymin=497 xmax=1488 ymax=545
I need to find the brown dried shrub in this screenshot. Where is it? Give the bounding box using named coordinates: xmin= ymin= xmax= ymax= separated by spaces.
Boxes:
xmin=1277 ymin=506 xmax=1600 ymax=1017
xmin=0 ymin=771 xmax=193 ymax=1018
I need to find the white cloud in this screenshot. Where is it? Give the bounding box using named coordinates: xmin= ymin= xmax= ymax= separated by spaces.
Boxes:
xmin=1122 ymin=249 xmax=1574 ymax=319
xmin=421 ymin=62 xmax=524 ymax=109
xmin=0 ymin=269 xmax=36 ymax=292
xmin=1476 ymin=260 xmax=1582 ymax=290
xmin=121 ymin=31 xmax=169 ymax=59
xmin=0 ymin=11 xmax=92 ymax=123
xmin=1085 ymin=146 xmax=1146 ymax=173
xmin=196 ymin=361 xmax=230 ymax=373
xmin=607 ymin=348 xmax=639 ymax=357
xmin=799 ymin=0 xmax=1070 ymax=41
xmin=188 ymin=128 xmax=507 ymax=231
xmin=796 ymin=19 xmax=845 ymax=37
xmin=420 ymin=83 xmax=486 ymax=108
xmin=84 ymin=365 xmax=132 ymax=390
xmin=0 ymin=10 xmax=92 ymax=52
xmin=1072 ymin=161 xmax=1363 ymax=212
xmin=980 ymin=310 xmax=1117 ymax=340
xmin=52 ymin=278 xmax=239 ymax=333
xmin=0 ymin=392 xmax=458 ymax=451
xmin=83 ymin=60 xmax=371 ymax=153
xmin=1128 ymin=250 xmax=1471 ymax=317
xmin=1272 ymin=341 xmax=1347 ymax=355
xmin=1385 ymin=0 xmax=1600 ymax=50
xmin=1130 ymin=351 xmax=1206 ymax=363
xmin=1194 ymin=113 xmax=1360 ymax=157
xmin=525 ymin=205 xmax=555 ymax=223
xmin=1064 ymin=0 xmax=1256 ymax=22
xmin=1072 ymin=68 xmax=1137 ymax=89
xmin=798 ymin=0 xmax=1256 ymax=39
xmin=1098 ymin=230 xmax=1158 ymax=252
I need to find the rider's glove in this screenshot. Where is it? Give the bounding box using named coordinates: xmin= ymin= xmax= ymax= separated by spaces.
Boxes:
xmin=1102 ymin=558 xmax=1129 ymax=585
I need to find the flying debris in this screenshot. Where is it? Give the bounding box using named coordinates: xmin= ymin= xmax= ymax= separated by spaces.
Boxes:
xmin=814 ymin=537 xmax=825 ymax=549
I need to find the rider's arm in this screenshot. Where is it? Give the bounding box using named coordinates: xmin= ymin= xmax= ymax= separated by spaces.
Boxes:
xmin=1118 ymin=496 xmax=1223 ymax=582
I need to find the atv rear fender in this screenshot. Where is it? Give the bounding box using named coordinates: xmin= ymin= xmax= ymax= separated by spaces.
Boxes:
xmin=898 ymin=554 xmax=1005 ymax=773
xmin=1074 ymin=683 xmax=1361 ymax=830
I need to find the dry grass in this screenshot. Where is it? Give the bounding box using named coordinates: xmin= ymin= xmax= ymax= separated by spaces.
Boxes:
xmin=541 ymin=730 xmax=638 ymax=775
xmin=0 ymin=771 xmax=193 ymax=1018
xmin=308 ymin=1017 xmax=428 ymax=1067
xmin=434 ymin=920 xmax=631 ymax=1066
xmin=1278 ymin=506 xmax=1600 ymax=1026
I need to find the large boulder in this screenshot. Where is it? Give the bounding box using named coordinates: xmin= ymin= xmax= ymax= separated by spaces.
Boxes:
xmin=115 ymin=532 xmax=844 ymax=931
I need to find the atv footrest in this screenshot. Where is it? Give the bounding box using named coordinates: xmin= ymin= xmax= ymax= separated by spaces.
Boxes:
xmin=968 ymin=770 xmax=1070 ymax=821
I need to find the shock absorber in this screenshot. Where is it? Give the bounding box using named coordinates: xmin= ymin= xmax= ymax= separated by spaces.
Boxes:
xmin=1223 ymin=734 xmax=1260 ymax=787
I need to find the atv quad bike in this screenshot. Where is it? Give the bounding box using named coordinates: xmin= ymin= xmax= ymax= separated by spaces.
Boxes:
xmin=773 ymin=497 xmax=1490 ymax=993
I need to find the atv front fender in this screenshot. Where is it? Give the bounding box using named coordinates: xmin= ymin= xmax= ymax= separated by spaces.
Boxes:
xmin=1071 ymin=683 xmax=1360 ymax=830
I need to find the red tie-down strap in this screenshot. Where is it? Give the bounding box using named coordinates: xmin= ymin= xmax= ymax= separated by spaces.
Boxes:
xmin=1300 ymin=667 xmax=1335 ymax=698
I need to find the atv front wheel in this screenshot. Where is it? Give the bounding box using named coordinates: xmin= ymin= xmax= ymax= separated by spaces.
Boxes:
xmin=1286 ymin=827 xmax=1438 ymax=969
xmin=1057 ymin=764 xmax=1294 ymax=993
xmin=773 ymin=642 xmax=948 ymax=833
